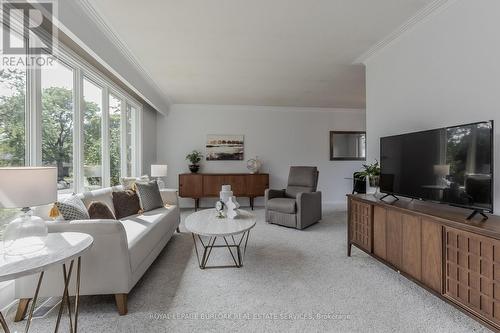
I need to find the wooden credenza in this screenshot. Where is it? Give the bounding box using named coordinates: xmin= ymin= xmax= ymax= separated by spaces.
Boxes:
xmin=348 ymin=194 xmax=500 ymax=332
xmin=179 ymin=173 xmax=269 ymax=210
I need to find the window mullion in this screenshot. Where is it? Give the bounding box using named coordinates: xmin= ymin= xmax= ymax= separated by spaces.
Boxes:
xmin=102 ymin=88 xmax=110 ymax=188
xmin=120 ymin=99 xmax=127 ymax=177
xmin=28 ymin=63 xmax=42 ymax=167
xmin=74 ymin=68 xmax=83 ymax=193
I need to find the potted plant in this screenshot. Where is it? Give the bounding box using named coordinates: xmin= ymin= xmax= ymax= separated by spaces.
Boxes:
xmin=186 ymin=150 xmax=203 ymax=173
xmin=358 ymin=160 xmax=381 ymax=188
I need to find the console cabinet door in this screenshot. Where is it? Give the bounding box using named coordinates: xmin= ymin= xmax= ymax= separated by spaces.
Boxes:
xmin=349 ymin=200 xmax=372 ymax=252
xmin=373 ymin=206 xmax=387 ymax=260
xmin=224 ymin=175 xmax=247 ymax=196
xmin=247 ymin=174 xmax=269 ymax=197
xmin=203 ymin=175 xmax=226 ymax=197
xmin=386 ymin=210 xmax=402 ymax=269
xmin=179 ymin=174 xmax=203 ymax=198
xmin=402 ymin=214 xmax=421 ymax=280
xmin=421 ymin=218 xmax=442 ymax=293
xmin=444 ymin=227 xmax=500 ymax=327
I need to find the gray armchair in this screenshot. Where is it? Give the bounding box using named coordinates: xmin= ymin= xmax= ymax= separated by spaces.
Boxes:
xmin=265 ymin=166 xmax=322 ymax=229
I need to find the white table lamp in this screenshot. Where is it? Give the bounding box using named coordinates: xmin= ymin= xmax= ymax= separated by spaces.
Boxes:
xmin=151 ymin=164 xmax=168 ymax=189
xmin=0 ymin=167 xmax=57 ymax=255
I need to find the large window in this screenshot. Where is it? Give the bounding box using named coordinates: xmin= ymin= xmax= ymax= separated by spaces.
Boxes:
xmin=83 ymin=78 xmax=103 ymax=191
xmin=41 ymin=60 xmax=75 ymax=193
xmin=0 ymin=20 xmax=142 ymax=195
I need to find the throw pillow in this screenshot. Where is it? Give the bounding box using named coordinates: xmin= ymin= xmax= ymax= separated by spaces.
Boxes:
xmin=112 ymin=190 xmax=142 ymax=219
xmin=55 ymin=194 xmax=90 ymax=221
xmin=135 ymin=180 xmax=164 ymax=212
xmin=120 ymin=175 xmax=150 ymax=190
xmin=88 ymin=201 xmax=116 ymax=220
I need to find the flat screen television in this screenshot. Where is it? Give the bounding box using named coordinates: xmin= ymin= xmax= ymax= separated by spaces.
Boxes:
xmin=380 ymin=121 xmax=494 ymax=217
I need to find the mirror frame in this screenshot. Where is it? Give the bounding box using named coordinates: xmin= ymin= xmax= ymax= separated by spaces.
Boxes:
xmin=329 ymin=131 xmax=367 ymax=161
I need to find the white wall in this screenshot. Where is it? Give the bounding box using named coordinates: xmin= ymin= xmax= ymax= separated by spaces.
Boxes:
xmin=142 ymin=106 xmax=158 ymax=174
xmin=157 ymin=104 xmax=366 ymax=209
xmin=365 ymin=0 xmax=500 ymax=213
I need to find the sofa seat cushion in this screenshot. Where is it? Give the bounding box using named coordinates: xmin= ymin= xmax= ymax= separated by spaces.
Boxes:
xmin=120 ymin=206 xmax=177 ymax=272
xmin=267 ymin=198 xmax=296 ymax=214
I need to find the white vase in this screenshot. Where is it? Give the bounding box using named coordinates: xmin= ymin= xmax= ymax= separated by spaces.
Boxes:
xmin=226 ymin=196 xmax=240 ymax=219
xmin=220 ymin=184 xmax=233 ymax=204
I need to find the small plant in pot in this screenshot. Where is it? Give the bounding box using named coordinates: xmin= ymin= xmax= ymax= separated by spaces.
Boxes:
xmin=358 ymin=160 xmax=381 ymax=188
xmin=186 ymin=150 xmax=203 ymax=173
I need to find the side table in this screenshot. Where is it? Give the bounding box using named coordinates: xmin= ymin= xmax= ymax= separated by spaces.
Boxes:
xmin=0 ymin=232 xmax=93 ymax=333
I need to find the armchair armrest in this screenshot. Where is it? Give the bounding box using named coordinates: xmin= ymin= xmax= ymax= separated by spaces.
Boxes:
xmin=296 ymin=191 xmax=322 ymax=229
xmin=265 ymin=189 xmax=285 ymax=201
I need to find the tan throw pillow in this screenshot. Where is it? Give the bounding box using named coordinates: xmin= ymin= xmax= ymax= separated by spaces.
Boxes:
xmin=112 ymin=190 xmax=142 ymax=219
xmin=88 ymin=201 xmax=116 ymax=220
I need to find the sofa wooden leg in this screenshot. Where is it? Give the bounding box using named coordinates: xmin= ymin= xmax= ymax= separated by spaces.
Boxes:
xmin=115 ymin=294 xmax=128 ymax=315
xmin=14 ymin=298 xmax=31 ymax=322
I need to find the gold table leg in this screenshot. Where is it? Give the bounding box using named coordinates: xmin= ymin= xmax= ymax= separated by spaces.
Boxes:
xmin=0 ymin=311 xmax=10 ymax=333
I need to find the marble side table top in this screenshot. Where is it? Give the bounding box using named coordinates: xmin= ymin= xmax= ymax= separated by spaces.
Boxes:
xmin=0 ymin=232 xmax=93 ymax=282
xmin=185 ymin=209 xmax=256 ymax=237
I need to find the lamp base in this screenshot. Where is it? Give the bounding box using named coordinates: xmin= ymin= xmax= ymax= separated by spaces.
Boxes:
xmin=2 ymin=213 xmax=48 ymax=256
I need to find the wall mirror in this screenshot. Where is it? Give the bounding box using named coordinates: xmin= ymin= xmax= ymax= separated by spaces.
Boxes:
xmin=330 ymin=131 xmax=366 ymax=161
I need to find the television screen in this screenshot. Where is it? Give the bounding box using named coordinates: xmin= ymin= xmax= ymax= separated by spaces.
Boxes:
xmin=380 ymin=121 xmax=493 ymax=212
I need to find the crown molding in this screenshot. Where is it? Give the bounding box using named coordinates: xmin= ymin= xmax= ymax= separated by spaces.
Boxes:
xmin=354 ymin=0 xmax=456 ymax=65
xmin=76 ymin=0 xmax=172 ymax=112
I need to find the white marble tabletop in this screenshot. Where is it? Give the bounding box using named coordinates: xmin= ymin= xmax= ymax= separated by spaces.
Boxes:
xmin=0 ymin=232 xmax=94 ymax=282
xmin=185 ymin=209 xmax=256 ymax=237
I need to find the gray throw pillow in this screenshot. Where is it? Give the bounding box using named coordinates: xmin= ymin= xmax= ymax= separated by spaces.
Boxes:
xmin=135 ymin=181 xmax=164 ymax=212
xmin=55 ymin=194 xmax=90 ymax=221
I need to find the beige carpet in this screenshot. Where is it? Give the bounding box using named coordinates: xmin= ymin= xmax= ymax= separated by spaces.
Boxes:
xmin=4 ymin=208 xmax=490 ymax=332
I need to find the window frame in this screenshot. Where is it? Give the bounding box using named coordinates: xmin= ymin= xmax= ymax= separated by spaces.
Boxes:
xmin=4 ymin=19 xmax=143 ymax=194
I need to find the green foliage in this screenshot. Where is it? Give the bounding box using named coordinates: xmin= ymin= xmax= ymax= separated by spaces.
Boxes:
xmin=0 ymin=67 xmax=119 ymax=186
xmin=186 ymin=150 xmax=203 ymax=165
xmin=358 ymin=160 xmax=381 ymax=179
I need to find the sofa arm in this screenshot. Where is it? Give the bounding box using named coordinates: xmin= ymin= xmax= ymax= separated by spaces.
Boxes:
xmin=297 ymin=191 xmax=322 ymax=229
xmin=16 ymin=220 xmax=132 ymax=298
xmin=160 ymin=189 xmax=179 ymax=206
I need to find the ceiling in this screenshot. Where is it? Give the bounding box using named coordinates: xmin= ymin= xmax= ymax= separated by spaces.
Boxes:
xmin=87 ymin=0 xmax=434 ymax=109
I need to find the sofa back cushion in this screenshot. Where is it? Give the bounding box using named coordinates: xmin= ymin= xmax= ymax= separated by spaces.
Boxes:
xmin=135 ymin=181 xmax=163 ymax=212
xmin=112 ymin=190 xmax=142 ymax=219
xmin=88 ymin=201 xmax=116 ymax=220
xmin=81 ymin=187 xmax=119 ymax=214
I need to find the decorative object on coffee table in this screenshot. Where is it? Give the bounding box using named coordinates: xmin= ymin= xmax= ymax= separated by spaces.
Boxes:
xmin=206 ymin=134 xmax=244 ymax=160
xmin=151 ymin=164 xmax=168 ymax=189
xmin=0 ymin=232 xmax=93 ymax=333
xmin=226 ymin=196 xmax=241 ymax=219
xmin=246 ymin=156 xmax=262 ymax=174
xmin=0 ymin=167 xmax=57 ymax=255
xmin=219 ymin=184 xmax=233 ymax=204
xmin=185 ymin=209 xmax=256 ymax=269
xmin=186 ymin=150 xmax=203 ymax=173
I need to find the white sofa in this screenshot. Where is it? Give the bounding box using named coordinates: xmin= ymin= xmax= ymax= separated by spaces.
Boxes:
xmin=14 ymin=186 xmax=180 ymax=319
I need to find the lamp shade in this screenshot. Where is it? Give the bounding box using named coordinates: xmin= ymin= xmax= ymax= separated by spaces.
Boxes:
xmin=151 ymin=164 xmax=168 ymax=177
xmin=0 ymin=167 xmax=57 ymax=208
xmin=433 ymin=164 xmax=450 ymax=177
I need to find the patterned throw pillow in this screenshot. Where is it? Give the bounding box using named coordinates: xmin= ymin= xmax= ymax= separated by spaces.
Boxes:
xmin=135 ymin=181 xmax=164 ymax=212
xmin=55 ymin=194 xmax=90 ymax=221
xmin=88 ymin=201 xmax=116 ymax=220
xmin=112 ymin=190 xmax=142 ymax=219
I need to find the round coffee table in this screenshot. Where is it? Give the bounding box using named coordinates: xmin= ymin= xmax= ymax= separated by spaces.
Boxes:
xmin=185 ymin=209 xmax=256 ymax=269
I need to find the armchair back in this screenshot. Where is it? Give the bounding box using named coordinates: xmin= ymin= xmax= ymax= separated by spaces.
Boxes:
xmin=285 ymin=166 xmax=319 ymax=198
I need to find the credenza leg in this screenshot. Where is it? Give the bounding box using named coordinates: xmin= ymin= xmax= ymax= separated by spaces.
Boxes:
xmin=250 ymin=197 xmax=254 ymax=210
xmin=347 ymin=242 xmax=352 ymax=257
xmin=194 ymin=198 xmax=200 ymax=211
